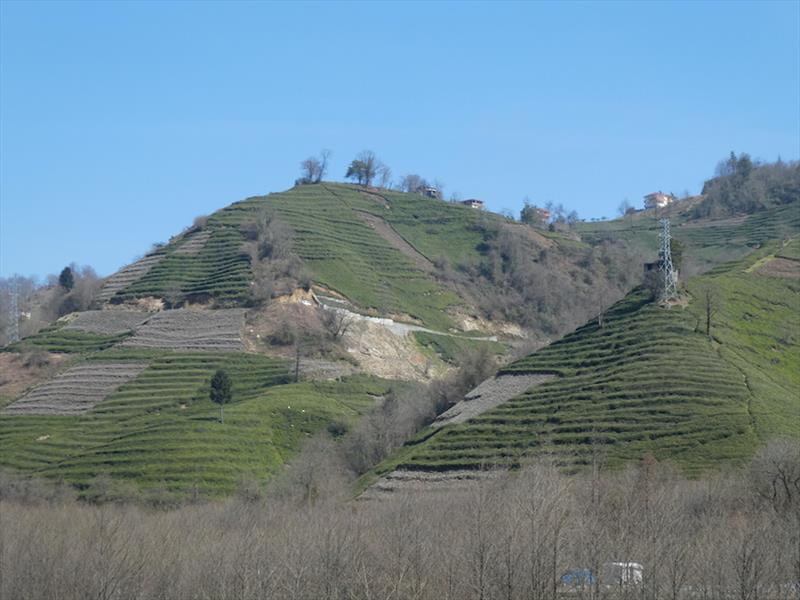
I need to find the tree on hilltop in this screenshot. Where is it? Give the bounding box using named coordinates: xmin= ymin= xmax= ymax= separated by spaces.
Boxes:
xmin=345 ymin=150 xmax=384 ymax=187
xmin=297 ymin=149 xmax=331 ymax=185
xmin=210 ymin=369 xmax=233 ymax=424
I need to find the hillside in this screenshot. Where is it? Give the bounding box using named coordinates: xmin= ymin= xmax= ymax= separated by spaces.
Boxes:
xmin=364 ymin=239 xmax=799 ymax=495
xmin=2 ymin=183 xmax=798 ymax=500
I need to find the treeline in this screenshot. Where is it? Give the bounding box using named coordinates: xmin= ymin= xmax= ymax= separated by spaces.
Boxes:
xmin=693 ymin=153 xmax=800 ymax=219
xmin=1 ymin=440 xmax=797 ymax=600
xmin=434 ymin=215 xmax=640 ymax=336
xmin=0 ymin=264 xmax=101 ymax=345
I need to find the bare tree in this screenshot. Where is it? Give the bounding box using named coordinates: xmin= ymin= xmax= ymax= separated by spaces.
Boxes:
xmin=377 ymin=164 xmax=392 ymax=189
xmin=399 ymin=174 xmax=428 ymax=193
xmin=320 ymin=309 xmax=352 ymax=341
xmin=297 ymin=149 xmax=331 ymax=185
xmin=697 ymin=284 xmax=723 ymax=338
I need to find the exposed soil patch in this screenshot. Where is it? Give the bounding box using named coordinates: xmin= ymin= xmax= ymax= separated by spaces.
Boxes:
xmin=4 ymin=362 xmax=148 ymax=415
xmin=432 ymin=373 xmax=555 ymax=428
xmin=173 ymin=230 xmax=211 ymax=255
xmin=342 ymin=317 xmax=445 ymax=381
xmin=755 ymin=257 xmax=800 ymax=278
xmin=297 ymin=358 xmax=358 ymax=380
xmin=359 ymin=469 xmax=504 ymax=501
xmin=0 ymin=352 xmax=69 ymax=404
xmin=96 ymin=253 xmax=165 ymax=304
xmin=122 ymin=309 xmax=246 ymax=351
xmin=355 ymin=211 xmax=435 ymax=272
xmin=63 ymin=310 xmax=151 ymax=335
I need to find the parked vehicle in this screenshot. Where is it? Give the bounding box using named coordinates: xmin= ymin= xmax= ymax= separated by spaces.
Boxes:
xmin=600 ymin=562 xmax=643 ymax=586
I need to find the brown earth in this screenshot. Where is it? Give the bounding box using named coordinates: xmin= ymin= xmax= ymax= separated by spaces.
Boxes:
xmin=173 ymin=230 xmax=211 ymax=255
xmin=755 ymin=257 xmax=800 ymax=278
xmin=0 ymin=352 xmax=69 ymax=406
xmin=3 ymin=362 xmax=148 ymax=415
xmin=122 ymin=308 xmax=246 ymax=351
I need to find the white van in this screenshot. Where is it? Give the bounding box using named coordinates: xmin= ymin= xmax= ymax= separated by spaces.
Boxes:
xmin=600 ymin=562 xmax=643 ymax=586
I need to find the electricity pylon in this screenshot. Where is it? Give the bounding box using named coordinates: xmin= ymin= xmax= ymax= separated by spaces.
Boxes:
xmin=659 ymin=218 xmax=678 ymax=301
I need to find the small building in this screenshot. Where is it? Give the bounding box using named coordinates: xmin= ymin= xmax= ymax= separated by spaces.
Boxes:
xmin=461 ymin=199 xmax=484 ymax=209
xmin=644 ymin=191 xmax=674 ymax=209
xmin=421 ymin=186 xmax=442 ymax=200
xmin=536 ymin=208 xmax=551 ymax=221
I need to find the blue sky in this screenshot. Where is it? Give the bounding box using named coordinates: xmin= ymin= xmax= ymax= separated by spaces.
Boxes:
xmin=1 ymin=0 xmax=798 ymax=279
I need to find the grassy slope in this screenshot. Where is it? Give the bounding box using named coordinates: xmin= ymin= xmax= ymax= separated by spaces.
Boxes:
xmin=374 ymin=242 xmax=799 ymax=478
xmin=0 ymin=345 xmax=390 ymax=496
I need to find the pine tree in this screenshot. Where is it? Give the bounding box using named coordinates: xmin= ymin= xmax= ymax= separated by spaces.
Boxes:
xmin=210 ymin=369 xmax=232 ymax=423
xmin=58 ymin=266 xmax=74 ymax=291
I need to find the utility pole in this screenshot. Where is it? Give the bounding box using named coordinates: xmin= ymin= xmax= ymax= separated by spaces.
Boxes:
xmin=7 ymin=280 xmax=20 ymax=344
xmin=659 ymin=218 xmax=678 ymax=302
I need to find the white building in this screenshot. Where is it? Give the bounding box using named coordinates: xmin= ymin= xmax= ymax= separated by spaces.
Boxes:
xmin=644 ymin=191 xmax=674 ymax=209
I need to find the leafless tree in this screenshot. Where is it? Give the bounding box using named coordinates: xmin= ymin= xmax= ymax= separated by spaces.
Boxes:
xmin=319 ymin=308 xmax=352 ymax=341
xmin=297 ymin=149 xmax=331 ymax=185
xmin=399 ymin=173 xmax=428 ymax=193
xmin=697 ymin=283 xmax=723 ymax=338
xmin=377 ymin=164 xmax=392 ymax=189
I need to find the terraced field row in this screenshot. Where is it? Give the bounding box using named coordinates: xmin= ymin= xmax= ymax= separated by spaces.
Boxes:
xmin=110 ymin=228 xmax=252 ymax=304
xmin=121 ymin=308 xmax=245 ymax=351
xmin=10 ymin=308 xmax=246 ymax=354
xmin=95 ymin=252 xmax=166 ymax=304
xmin=64 ymin=310 xmax=151 ymax=335
xmin=4 ymin=362 xmax=149 ymax=415
xmin=10 ymin=325 xmax=133 ymax=353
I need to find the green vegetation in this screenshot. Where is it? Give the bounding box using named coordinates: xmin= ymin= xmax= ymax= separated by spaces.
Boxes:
xmin=112 ymin=228 xmax=252 ymax=304
xmin=412 ymin=331 xmax=506 ymax=365
xmin=0 ymin=345 xmax=390 ymax=496
xmin=6 ymin=324 xmax=132 ymax=353
xmin=379 ymin=244 xmax=799 ymax=477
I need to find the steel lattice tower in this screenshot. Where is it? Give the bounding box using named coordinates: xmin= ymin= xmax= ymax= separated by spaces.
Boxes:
xmin=7 ymin=280 xmax=20 ymax=344
xmin=659 ymin=218 xmax=678 ymax=301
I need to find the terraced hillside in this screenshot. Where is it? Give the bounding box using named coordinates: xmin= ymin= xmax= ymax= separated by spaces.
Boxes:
xmin=369 ymin=241 xmax=799 ymax=487
xmin=0 ymin=343 xmax=389 ymax=495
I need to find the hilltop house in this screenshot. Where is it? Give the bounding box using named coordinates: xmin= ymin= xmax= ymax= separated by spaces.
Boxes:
xmin=461 ymin=199 xmax=484 ymax=209
xmin=644 ymin=191 xmax=674 ymax=209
